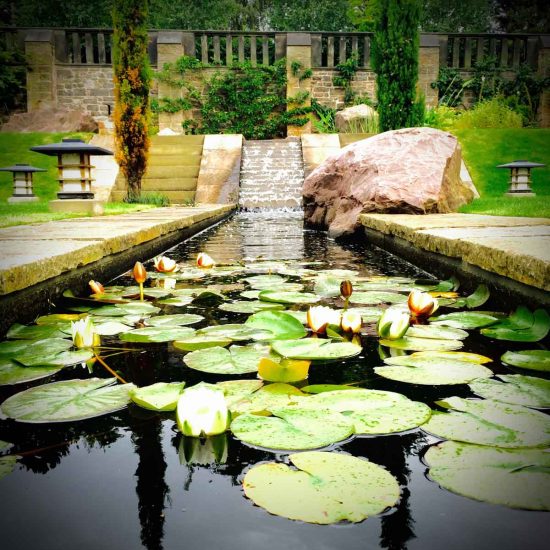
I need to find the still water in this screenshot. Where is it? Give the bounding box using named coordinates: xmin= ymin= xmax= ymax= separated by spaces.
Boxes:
xmin=0 ymin=212 xmax=548 ymax=550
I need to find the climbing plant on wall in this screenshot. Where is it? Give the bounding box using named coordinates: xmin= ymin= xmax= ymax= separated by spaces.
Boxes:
xmin=372 ymin=0 xmax=423 ymax=131
xmin=112 ymin=0 xmax=152 ymax=200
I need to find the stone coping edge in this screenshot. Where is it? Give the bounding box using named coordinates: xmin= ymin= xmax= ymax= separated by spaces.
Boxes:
xmin=0 ymin=208 xmax=234 ymax=338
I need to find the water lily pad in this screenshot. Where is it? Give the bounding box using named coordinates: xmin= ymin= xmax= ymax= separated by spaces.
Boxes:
xmin=216 ymin=380 xmax=264 ymax=409
xmin=281 ymin=310 xmax=308 ymax=324
xmin=259 ymin=290 xmax=320 ymax=305
xmin=219 ymin=301 xmax=285 ymax=314
xmin=157 ymin=296 xmax=194 ymax=307
xmin=122 ymin=286 xmax=171 ymax=299
xmin=130 ymin=382 xmax=186 ymax=411
xmin=289 ymin=389 xmax=431 ymax=435
xmin=377 ymin=355 xmax=493 ymax=385
xmin=445 ymin=284 xmax=490 ymax=309
xmin=231 ymin=408 xmax=353 ymax=450
xmin=94 ymin=321 xmax=131 ymax=336
xmin=36 ymin=313 xmax=84 ymax=325
xmin=183 ymin=344 xmax=272 ymax=375
xmin=173 ymin=334 xmax=232 ymax=351
xmin=0 ymin=377 xmax=136 ymax=423
xmin=6 ymin=323 xmax=70 ymax=340
xmin=422 ymin=396 xmax=550 ymax=448
xmin=120 ymin=326 xmax=195 ymax=343
xmin=0 ymin=455 xmax=17 ymax=480
xmin=240 ymin=290 xmax=261 ymax=300
xmin=314 ymin=276 xmax=345 ymax=297
xmin=425 ymin=441 xmax=550 ymax=510
xmin=146 ymin=314 xmax=204 ymax=327
xmin=379 ymin=336 xmax=463 ymax=352
xmin=243 ymin=451 xmax=400 ymax=524
xmin=229 ymin=383 xmax=304 ymax=415
xmin=245 ymin=310 xmax=307 ymax=340
xmin=501 ymin=350 xmax=550 ymax=372
xmin=258 ymin=357 xmax=310 ymax=383
xmin=301 ymin=384 xmax=361 ymax=394
xmin=197 ymin=323 xmax=271 ymax=341
xmin=469 ymin=375 xmax=550 ymax=409
xmin=272 ymin=339 xmax=362 ymax=360
xmin=481 ymin=308 xmax=550 ymax=342
xmin=429 ymin=312 xmax=499 ymax=329
xmin=0 ymin=340 xmax=30 ymax=356
xmin=401 ymin=351 xmax=492 ymax=364
xmin=406 ymin=325 xmax=468 ymax=340
xmin=243 ymin=274 xmax=287 ymax=288
xmin=13 ymin=338 xmax=74 ymax=366
xmin=347 ymin=307 xmax=384 ymax=323
xmin=0 ymin=358 xmax=61 ymax=386
xmin=350 ymin=291 xmax=408 ymax=305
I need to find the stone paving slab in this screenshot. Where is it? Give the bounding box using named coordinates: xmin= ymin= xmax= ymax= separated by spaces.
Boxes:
xmin=0 ymin=204 xmax=234 ymax=295
xmin=360 ymin=213 xmax=550 ymax=291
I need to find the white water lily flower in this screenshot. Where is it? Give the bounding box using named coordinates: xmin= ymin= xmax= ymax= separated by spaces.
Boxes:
xmin=307 ymin=306 xmax=342 ymax=334
xmin=408 ymin=290 xmax=438 ymax=318
xmin=177 ymin=384 xmax=230 ymax=438
xmin=71 ymin=317 xmax=100 ymax=348
xmin=377 ymin=308 xmax=410 ymax=340
xmin=153 ymin=255 xmax=178 ymax=273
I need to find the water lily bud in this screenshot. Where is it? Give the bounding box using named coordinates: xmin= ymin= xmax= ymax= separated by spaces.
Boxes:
xmin=153 ymin=255 xmax=178 ymax=273
xmin=177 ymin=384 xmax=230 ymax=438
xmin=377 ymin=308 xmax=410 ymax=340
xmin=71 ymin=317 xmax=100 ymax=348
xmin=88 ymin=280 xmax=104 ymax=295
xmin=197 ymin=252 xmax=215 ymax=268
xmin=340 ymin=280 xmax=353 ymax=299
xmin=341 ymin=310 xmax=362 ymax=333
xmin=132 ymin=261 xmax=147 ymax=284
xmin=306 ymin=306 xmax=342 ymax=334
xmin=408 ymin=290 xmax=439 ymax=318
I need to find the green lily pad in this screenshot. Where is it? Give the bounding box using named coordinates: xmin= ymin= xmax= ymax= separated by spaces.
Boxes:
xmin=219 ymin=301 xmax=285 ymax=314
xmin=116 ymin=302 xmax=162 ymax=315
xmin=501 ymin=350 xmax=550 ymax=372
xmin=347 ymin=307 xmax=384 ymax=323
xmin=183 ymin=344 xmax=272 ymax=375
xmin=240 ymin=290 xmax=261 ymax=300
xmin=228 ymin=383 xmax=304 ymax=415
xmin=130 ymin=382 xmax=186 ymax=411
xmin=0 ymin=340 xmax=31 ymax=356
xmin=350 ymin=291 xmax=408 ymax=305
xmin=379 ymin=336 xmax=463 ymax=352
xmin=6 ymin=323 xmax=70 ymax=340
xmin=216 ymin=380 xmax=264 ymax=409
xmin=429 ymin=312 xmax=499 ymax=329
xmin=0 ymin=358 xmax=62 ymax=386
xmin=288 ymin=389 xmax=431 ymax=434
xmin=406 ymin=324 xmax=468 ymax=340
xmin=197 ymin=323 xmax=271 ymax=341
xmin=157 ymin=296 xmax=194 ymax=307
xmin=0 ymin=377 xmax=136 ymax=423
xmin=445 ymin=284 xmax=490 ymax=309
xmin=481 ymin=308 xmax=550 ymax=342
xmin=271 ymin=339 xmax=362 ymax=360
xmin=281 ymin=310 xmax=308 ymax=324
xmin=377 ymin=355 xmax=493 ymax=385
xmin=36 ymin=313 xmax=84 ymax=325
xmin=313 ymin=276 xmax=345 ymax=297
xmin=0 ymin=455 xmax=17 ymax=480
xmin=120 ymin=326 xmax=195 ymax=343
xmin=469 ymin=375 xmax=550 ymax=409
xmin=243 ymin=274 xmax=287 ymax=288
xmin=94 ymin=321 xmax=131 ymax=336
xmin=244 ymin=311 xmax=307 ymax=340
xmin=147 ymin=313 xmax=204 ymax=327
xmin=425 ymin=441 xmax=550 ymax=511
xmin=88 ymin=306 xmax=128 ymax=317
xmin=122 ymin=286 xmax=172 ymax=299
xmin=422 ymin=396 xmax=550 ymax=448
xmin=231 ymin=408 xmax=353 ymax=450
xmin=243 ymin=451 xmax=400 ymax=524
xmin=14 ymin=338 xmax=74 ymax=366
xmin=301 ymin=384 xmax=361 ymax=394
xmin=259 ymin=290 xmax=320 ymax=305
xmin=173 ymin=334 xmax=232 ymax=351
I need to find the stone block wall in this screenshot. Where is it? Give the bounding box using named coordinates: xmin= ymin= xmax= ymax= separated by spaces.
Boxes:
xmin=418 ymin=44 xmax=439 ymax=108
xmin=311 ymin=69 xmax=376 ymax=110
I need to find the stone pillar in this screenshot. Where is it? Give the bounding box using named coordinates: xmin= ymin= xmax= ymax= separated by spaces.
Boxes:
xmin=537 ymin=35 xmax=550 ymax=128
xmin=25 ymin=29 xmax=57 ymax=111
xmin=157 ymin=31 xmax=185 ymax=132
xmin=286 ymin=33 xmax=312 ymax=137
xmin=418 ymin=34 xmax=441 ymax=109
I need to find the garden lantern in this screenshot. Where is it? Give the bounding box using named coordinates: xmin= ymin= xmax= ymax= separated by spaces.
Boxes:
xmin=0 ymin=163 xmax=45 ymax=203
xmin=497 ymin=160 xmax=545 ymax=197
xmin=30 ymin=138 xmax=113 ymax=214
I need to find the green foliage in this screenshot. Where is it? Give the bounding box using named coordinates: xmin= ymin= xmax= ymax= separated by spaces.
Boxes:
xmin=0 ymin=47 xmax=27 ymax=114
xmin=123 ymin=191 xmax=170 ymax=207
xmin=453 ymin=99 xmax=523 ymax=130
xmin=112 ymin=0 xmax=152 ymax=201
xmin=311 ymin=99 xmax=337 ymax=133
xmin=347 ymin=0 xmax=377 ymax=31
xmin=372 ymin=0 xmax=422 ymax=131
xmin=333 ymin=54 xmax=362 ymax=106
xmin=267 ymin=0 xmax=351 ymax=31
xmin=420 ymin=0 xmax=493 ymax=32
xmin=423 ymin=106 xmax=460 ymax=130
xmin=431 ymin=67 xmax=469 ymax=107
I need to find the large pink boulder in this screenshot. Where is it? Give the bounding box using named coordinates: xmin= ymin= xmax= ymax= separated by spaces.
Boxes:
xmin=303 ymin=127 xmax=474 ymax=237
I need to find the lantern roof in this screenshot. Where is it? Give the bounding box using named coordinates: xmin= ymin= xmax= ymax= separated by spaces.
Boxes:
xmin=497 ymin=160 xmax=545 ymax=169
xmin=30 ymin=138 xmax=113 ymax=156
xmin=0 ymin=163 xmax=47 ymax=173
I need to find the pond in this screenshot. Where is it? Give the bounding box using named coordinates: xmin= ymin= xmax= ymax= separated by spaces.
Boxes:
xmin=0 ymin=211 xmax=548 ymax=550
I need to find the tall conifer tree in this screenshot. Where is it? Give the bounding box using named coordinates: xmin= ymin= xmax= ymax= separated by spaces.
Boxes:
xmin=372 ymin=0 xmax=422 ymax=131
xmin=112 ymin=0 xmax=151 ymax=200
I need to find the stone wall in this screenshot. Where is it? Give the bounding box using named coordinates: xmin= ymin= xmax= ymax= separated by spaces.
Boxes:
xmin=311 ymin=69 xmax=376 ymax=111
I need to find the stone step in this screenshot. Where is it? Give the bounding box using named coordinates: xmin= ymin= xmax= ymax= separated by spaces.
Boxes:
xmin=148 ymin=153 xmax=202 ymax=167
xmin=141 ymin=177 xmax=197 ymax=192
xmin=144 ymin=165 xmax=200 ymax=179
xmin=150 ymin=135 xmax=205 ymax=145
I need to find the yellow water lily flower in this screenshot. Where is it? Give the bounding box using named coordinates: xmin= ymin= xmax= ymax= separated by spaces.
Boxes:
xmin=71 ymin=317 xmax=100 ymax=348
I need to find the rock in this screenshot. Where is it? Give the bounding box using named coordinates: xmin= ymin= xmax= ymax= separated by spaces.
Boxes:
xmin=1 ymin=108 xmax=99 ymax=133
xmin=335 ymin=104 xmax=378 ymax=133
xmin=303 ymin=127 xmax=474 ymax=238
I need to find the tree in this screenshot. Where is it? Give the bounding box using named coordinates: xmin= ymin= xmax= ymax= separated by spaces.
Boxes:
xmin=268 ymin=0 xmax=351 ymax=31
xmin=494 ymin=0 xmax=550 ymax=33
xmin=419 ymin=0 xmax=493 ymax=32
xmin=372 ymin=0 xmax=422 ymax=131
xmin=112 ymin=0 xmax=151 ymax=201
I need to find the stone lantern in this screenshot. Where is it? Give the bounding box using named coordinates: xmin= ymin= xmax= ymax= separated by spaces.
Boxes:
xmin=30 ymin=138 xmax=113 ymax=214
xmin=497 ymin=160 xmax=545 ymax=197
xmin=0 ymin=164 xmax=45 ymax=203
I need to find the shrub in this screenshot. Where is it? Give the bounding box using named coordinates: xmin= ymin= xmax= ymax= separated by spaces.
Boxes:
xmin=423 ymin=105 xmax=460 ymax=130
xmin=123 ymin=191 xmax=170 ymax=207
xmin=453 ymin=98 xmax=523 ymax=129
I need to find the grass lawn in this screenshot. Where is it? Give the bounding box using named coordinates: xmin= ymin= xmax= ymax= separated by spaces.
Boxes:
xmin=0 ymin=132 xmax=156 ymax=227
xmin=453 ymin=128 xmax=550 ymax=218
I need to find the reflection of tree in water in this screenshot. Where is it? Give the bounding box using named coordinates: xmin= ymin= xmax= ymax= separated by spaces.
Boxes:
xmin=346 ymin=431 xmax=427 ymax=550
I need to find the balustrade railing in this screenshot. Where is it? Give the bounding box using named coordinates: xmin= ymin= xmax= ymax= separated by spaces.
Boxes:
xmin=311 ymin=33 xmax=372 ymax=68
xmin=56 ymin=28 xmax=114 ymax=64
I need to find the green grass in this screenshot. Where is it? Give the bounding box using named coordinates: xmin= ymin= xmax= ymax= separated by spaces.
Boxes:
xmin=453 ymin=128 xmax=550 ymax=218
xmin=0 ymin=132 xmax=157 ymax=227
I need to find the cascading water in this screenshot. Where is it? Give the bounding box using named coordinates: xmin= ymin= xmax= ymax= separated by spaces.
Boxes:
xmin=238 ymin=137 xmax=304 ymax=212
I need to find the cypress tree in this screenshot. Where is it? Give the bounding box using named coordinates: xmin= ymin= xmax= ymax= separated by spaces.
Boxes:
xmin=372 ymin=0 xmax=422 ymax=131
xmin=112 ymin=0 xmax=151 ymax=200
